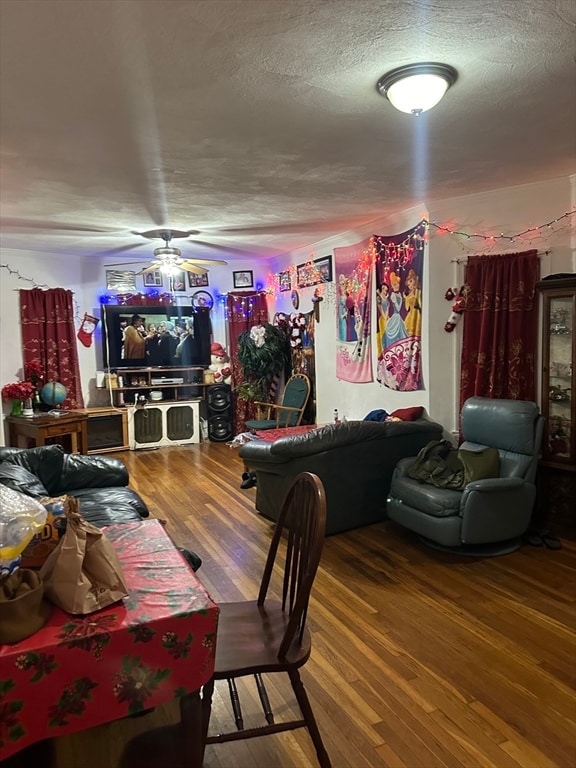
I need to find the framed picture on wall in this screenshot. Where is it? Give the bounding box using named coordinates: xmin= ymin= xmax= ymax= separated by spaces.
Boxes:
xmin=296 ymin=255 xmax=333 ymax=288
xmin=279 ymin=270 xmax=291 ymax=292
xmin=167 ymin=269 xmax=187 ymax=292
xmin=142 ymin=270 xmax=163 ymax=288
xmin=188 ymin=272 xmax=209 ymax=287
xmin=233 ymin=270 xmax=254 ymax=288
xmin=106 ymin=269 xmax=137 ymax=292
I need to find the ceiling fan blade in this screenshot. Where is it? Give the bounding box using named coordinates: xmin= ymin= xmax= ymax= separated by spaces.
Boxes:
xmin=105 ymin=258 xmax=157 ymax=267
xmin=182 ymin=257 xmax=228 ymax=266
xmin=179 ymin=263 xmax=209 ymax=275
xmin=136 ymin=263 xmax=163 ymax=275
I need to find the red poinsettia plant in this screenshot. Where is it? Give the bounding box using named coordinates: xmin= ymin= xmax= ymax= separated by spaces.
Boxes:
xmin=2 ymin=359 xmax=44 ymax=401
xmin=1 ymin=380 xmax=35 ymax=401
xmin=24 ymin=360 xmax=44 ymax=387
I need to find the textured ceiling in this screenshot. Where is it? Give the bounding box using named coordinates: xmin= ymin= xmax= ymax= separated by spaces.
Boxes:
xmin=1 ymin=0 xmax=575 ymax=265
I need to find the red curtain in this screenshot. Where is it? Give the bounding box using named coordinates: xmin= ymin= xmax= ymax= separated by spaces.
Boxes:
xmin=20 ymin=289 xmax=85 ymax=408
xmin=460 ymin=250 xmax=539 ymax=409
xmin=226 ymin=291 xmax=269 ymax=432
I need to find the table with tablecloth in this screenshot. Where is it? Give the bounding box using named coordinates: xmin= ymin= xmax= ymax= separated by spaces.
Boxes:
xmin=0 ymin=519 xmax=219 ymax=764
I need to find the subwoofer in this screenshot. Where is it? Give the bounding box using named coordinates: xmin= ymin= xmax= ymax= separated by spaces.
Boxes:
xmin=207 ymin=384 xmax=233 ymax=442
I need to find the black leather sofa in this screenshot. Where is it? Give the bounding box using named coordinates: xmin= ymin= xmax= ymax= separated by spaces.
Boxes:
xmin=239 ymin=418 xmax=444 ymax=535
xmin=0 ymin=444 xmax=148 ymax=527
xmin=0 ymin=443 xmax=203 ymax=573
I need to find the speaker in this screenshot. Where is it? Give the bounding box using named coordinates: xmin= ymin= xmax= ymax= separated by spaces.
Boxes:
xmin=207 ymin=384 xmax=233 ymax=442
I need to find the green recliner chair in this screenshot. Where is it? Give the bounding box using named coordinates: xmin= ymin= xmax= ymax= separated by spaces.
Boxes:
xmin=386 ymin=397 xmax=545 ymax=556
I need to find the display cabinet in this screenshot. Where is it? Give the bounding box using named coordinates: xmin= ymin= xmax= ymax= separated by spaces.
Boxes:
xmin=538 ymin=277 xmax=576 ymax=468
xmin=536 ymin=276 xmax=576 ymax=539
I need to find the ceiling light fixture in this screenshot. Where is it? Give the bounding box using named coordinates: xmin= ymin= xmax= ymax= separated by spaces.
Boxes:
xmin=377 ymin=62 xmax=457 ymax=115
xmin=154 ymin=245 xmax=182 ymax=259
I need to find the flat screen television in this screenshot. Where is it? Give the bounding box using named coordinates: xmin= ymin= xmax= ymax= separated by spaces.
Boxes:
xmin=100 ymin=304 xmax=211 ymax=370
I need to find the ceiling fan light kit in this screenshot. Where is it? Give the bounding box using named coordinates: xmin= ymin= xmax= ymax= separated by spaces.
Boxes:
xmin=106 ymin=228 xmax=228 ymax=275
xmin=377 ymin=62 xmax=457 ymax=115
xmin=154 ymin=246 xmax=182 ymax=258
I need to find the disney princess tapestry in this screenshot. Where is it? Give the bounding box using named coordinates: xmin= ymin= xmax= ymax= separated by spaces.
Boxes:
xmin=374 ymin=223 xmax=425 ymax=391
xmin=334 ymin=238 xmax=373 ymax=383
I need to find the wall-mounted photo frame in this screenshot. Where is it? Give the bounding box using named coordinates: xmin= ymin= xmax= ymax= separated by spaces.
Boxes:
xmin=106 ymin=269 xmax=137 ymax=292
xmin=279 ymin=270 xmax=292 ymax=292
xmin=188 ymin=272 xmax=209 ymax=288
xmin=233 ymin=270 xmax=254 ymax=288
xmin=296 ymin=255 xmax=333 ymax=288
xmin=142 ymin=269 xmax=163 ymax=288
xmin=167 ymin=269 xmax=187 ymax=292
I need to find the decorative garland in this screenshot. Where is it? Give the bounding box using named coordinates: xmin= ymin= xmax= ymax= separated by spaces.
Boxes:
xmin=288 ymin=313 xmax=307 ymax=348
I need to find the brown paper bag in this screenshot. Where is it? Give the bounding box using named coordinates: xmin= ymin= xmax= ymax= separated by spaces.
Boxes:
xmin=40 ymin=498 xmax=128 ymax=614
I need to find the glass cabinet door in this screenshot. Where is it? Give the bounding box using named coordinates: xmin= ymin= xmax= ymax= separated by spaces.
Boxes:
xmin=539 ymin=278 xmax=576 ymax=468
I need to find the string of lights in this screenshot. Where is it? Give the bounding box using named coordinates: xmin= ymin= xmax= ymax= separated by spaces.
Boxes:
xmin=2 ymin=262 xmax=50 ymax=289
xmin=3 ymin=263 xmax=81 ymax=321
xmin=425 ymin=210 xmax=575 ymax=242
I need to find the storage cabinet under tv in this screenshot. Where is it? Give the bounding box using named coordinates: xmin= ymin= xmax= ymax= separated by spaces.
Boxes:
xmin=127 ymin=400 xmax=202 ymax=448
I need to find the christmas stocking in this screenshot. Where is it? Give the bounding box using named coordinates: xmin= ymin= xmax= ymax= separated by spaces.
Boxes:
xmin=77 ymin=313 xmax=99 ymax=347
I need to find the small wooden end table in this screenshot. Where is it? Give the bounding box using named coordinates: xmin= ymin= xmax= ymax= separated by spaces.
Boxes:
xmin=6 ymin=410 xmax=89 ymax=454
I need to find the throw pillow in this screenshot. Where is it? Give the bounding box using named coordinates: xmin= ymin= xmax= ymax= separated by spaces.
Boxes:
xmin=458 ymin=447 xmax=500 ymax=485
xmin=390 ymin=406 xmax=424 ymax=422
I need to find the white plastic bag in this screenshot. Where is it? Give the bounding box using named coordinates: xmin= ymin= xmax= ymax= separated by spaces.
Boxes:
xmin=0 ymin=486 xmax=47 ymax=560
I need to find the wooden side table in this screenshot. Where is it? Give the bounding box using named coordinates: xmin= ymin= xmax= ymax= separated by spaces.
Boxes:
xmin=6 ymin=411 xmax=89 ymax=454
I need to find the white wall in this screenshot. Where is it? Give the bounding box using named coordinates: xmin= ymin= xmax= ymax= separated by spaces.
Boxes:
xmin=1 ymin=174 xmax=574 ymax=445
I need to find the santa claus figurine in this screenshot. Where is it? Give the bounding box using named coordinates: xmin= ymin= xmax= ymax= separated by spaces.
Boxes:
xmin=444 ymin=286 xmax=465 ymax=333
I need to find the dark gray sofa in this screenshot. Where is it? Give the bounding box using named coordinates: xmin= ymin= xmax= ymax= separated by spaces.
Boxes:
xmin=239 ymin=418 xmax=443 ymax=535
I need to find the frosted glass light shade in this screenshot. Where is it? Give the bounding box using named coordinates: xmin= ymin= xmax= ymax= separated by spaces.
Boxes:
xmin=377 ymin=63 xmax=457 ymax=115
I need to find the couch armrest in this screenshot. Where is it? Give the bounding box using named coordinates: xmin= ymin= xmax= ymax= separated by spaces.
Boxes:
xmin=460 ymin=480 xmax=535 ymax=543
xmin=239 ymin=439 xmax=289 ymax=466
xmin=462 ymin=476 xmax=524 ymax=496
xmin=393 ymin=456 xmax=417 ymax=478
xmin=59 ymin=454 xmax=130 ymax=492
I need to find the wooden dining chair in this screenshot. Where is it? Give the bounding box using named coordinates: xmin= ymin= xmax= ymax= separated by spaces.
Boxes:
xmin=202 ymin=471 xmax=331 ymax=767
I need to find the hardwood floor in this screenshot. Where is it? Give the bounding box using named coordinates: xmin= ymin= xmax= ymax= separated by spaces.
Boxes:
xmin=47 ymin=443 xmax=576 ymax=767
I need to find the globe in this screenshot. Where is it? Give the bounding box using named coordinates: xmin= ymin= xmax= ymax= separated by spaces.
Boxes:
xmin=40 ymin=381 xmax=67 ymax=407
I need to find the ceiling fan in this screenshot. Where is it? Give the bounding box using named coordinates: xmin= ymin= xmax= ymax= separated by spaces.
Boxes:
xmin=105 ymin=229 xmax=228 ymax=275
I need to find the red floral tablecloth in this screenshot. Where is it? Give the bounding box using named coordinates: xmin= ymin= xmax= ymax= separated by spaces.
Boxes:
xmin=0 ymin=519 xmax=219 ymax=761
xmin=255 ymin=424 xmax=320 ymax=442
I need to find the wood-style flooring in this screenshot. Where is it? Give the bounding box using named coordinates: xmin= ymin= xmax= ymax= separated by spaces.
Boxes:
xmin=23 ymin=443 xmax=576 ymax=767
